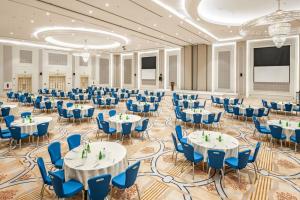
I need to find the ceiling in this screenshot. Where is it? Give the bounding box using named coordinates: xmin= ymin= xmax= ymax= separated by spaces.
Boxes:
xmin=0 ymin=0 xmax=299 ymax=53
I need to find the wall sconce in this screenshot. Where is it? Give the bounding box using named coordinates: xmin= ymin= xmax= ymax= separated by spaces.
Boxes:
xmin=159 ymin=73 xmax=163 ymax=81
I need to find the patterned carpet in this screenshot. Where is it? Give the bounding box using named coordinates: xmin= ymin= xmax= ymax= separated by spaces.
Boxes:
xmin=0 ymin=96 xmax=299 ymax=200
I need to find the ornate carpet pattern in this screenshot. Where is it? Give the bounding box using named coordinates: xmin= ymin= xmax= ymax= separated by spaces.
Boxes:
xmin=0 ymin=96 xmax=299 ymax=200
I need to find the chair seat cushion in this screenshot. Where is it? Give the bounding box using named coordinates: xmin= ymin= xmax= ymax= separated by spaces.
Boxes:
xmin=290 ymin=135 xmax=298 ymax=143
xmin=248 ymin=155 xmax=254 ymax=163
xmin=1 ymin=128 xmax=10 ymax=134
xmin=202 ymin=120 xmax=211 ymax=124
xmin=54 ymin=159 xmax=64 ymax=169
xmin=135 ymin=126 xmax=143 ymax=132
xmin=193 ymin=152 xmax=203 ymax=163
xmin=62 ymin=179 xmax=84 ymax=198
xmin=177 ymin=144 xmax=184 ymax=153
xmin=275 ymin=133 xmax=287 ymax=140
xmin=180 ymin=137 xmax=187 ymax=143
xmin=20 ymin=133 xmax=30 ymax=139
xmin=260 ymin=127 xmax=271 ymax=134
xmin=1 ymin=132 xmax=11 ymax=139
xmin=109 ymin=128 xmax=117 ymax=133
xmin=225 ymin=157 xmax=238 ymax=169
xmin=112 ymin=172 xmax=126 ymax=189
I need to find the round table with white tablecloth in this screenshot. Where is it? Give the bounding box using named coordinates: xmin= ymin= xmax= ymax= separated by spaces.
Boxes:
xmin=182 ymin=108 xmax=212 ymax=122
xmin=232 ymin=105 xmax=262 ymax=115
xmin=145 ymin=95 xmax=159 ymax=102
xmin=64 ymin=141 xmax=128 ymax=190
xmin=39 ymin=99 xmax=59 ymax=107
xmin=187 ymin=131 xmax=239 ymax=161
xmin=131 ymin=101 xmax=155 ymax=110
xmin=178 ymin=99 xmax=200 ymax=108
xmin=267 ymin=119 xmax=300 ymax=140
xmin=11 ymin=116 xmax=54 ymax=135
xmin=218 ymin=97 xmax=235 ymax=104
xmin=1 ymin=104 xmax=19 ymax=116
xmin=74 ymin=94 xmax=89 ymax=100
xmin=100 ymin=97 xmax=116 ymax=104
xmin=108 ymin=114 xmax=141 ymax=132
xmin=66 ymin=105 xmax=93 ymax=115
xmin=276 ymin=102 xmax=297 ymax=111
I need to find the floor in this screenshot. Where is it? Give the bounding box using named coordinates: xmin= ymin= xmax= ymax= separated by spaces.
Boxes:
xmin=0 ymin=96 xmax=299 ymax=200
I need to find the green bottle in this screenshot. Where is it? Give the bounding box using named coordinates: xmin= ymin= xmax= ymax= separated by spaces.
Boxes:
xmin=205 ymin=135 xmax=208 ymax=142
xmin=286 ymin=121 xmax=288 ymax=127
xmin=99 ymin=150 xmax=102 ymax=160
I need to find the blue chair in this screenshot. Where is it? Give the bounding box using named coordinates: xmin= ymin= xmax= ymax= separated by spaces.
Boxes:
xmin=66 ymin=102 xmax=73 ymax=108
xmin=135 ymin=118 xmax=149 ymax=140
xmin=9 ymin=126 xmax=30 ymax=149
xmin=192 ymin=101 xmax=200 ymax=109
xmin=175 ymin=125 xmax=187 ymax=143
xmin=270 ymin=102 xmax=280 ymax=114
xmin=0 ymin=126 xmax=11 ymax=139
xmin=244 ymin=108 xmax=254 ymax=122
xmin=183 ymin=101 xmax=189 ymax=109
xmin=202 ymin=113 xmax=215 ymax=130
xmin=84 ymin=108 xmax=95 ymax=121
xmin=225 ymin=150 xmax=251 ymax=183
xmin=105 ymin=98 xmax=112 ymax=108
xmin=126 ymin=102 xmax=133 ymax=113
xmin=199 ymin=100 xmax=206 ymax=109
xmin=171 ymin=133 xmax=183 ymax=165
xmin=248 ymin=142 xmax=261 ymax=181
xmin=33 ymin=122 xmax=49 ymax=146
xmin=233 ymin=106 xmax=243 ymax=119
xmin=224 ymin=104 xmax=234 ymax=116
xmin=73 ymin=109 xmax=82 ymax=123
xmin=253 ymin=108 xmax=265 ymax=120
xmin=269 ymin=125 xmax=286 ymax=148
xmin=263 ymin=108 xmax=270 ymax=119
xmin=1 ymin=107 xmax=10 ymax=119
xmin=88 ymin=174 xmax=111 ymax=200
xmin=21 ymin=111 xmax=31 ymax=118
xmin=293 ymin=105 xmax=300 ymax=115
xmin=181 ymin=112 xmax=191 ymax=126
xmin=100 ymin=121 xmax=117 ymax=140
xmin=143 ymin=104 xmax=150 ymax=116
xmin=207 ymin=150 xmax=225 ymax=186
xmin=79 ymin=94 xmax=84 ymax=103
xmin=174 ymin=107 xmax=182 ymax=124
xmin=62 ymin=109 xmax=73 ymax=122
xmin=181 ymin=142 xmax=204 ymax=180
xmin=45 ymin=101 xmax=53 ymax=112
xmin=132 ymin=104 xmax=141 ymax=114
xmin=192 ymin=114 xmax=202 ymax=129
xmin=37 ymin=157 xmax=59 ymax=199
xmin=150 ymin=103 xmax=159 ymax=116
xmin=4 ymin=115 xmax=14 ymax=128
xmin=290 ymin=129 xmax=300 ymax=151
xmin=253 ymin=117 xmax=271 ymax=138
xmin=284 ymin=103 xmax=293 ymax=115
xmin=57 ymin=100 xmax=63 ymax=108
xmin=211 ymin=96 xmax=216 ymax=106
xmin=112 ymin=161 xmax=141 ymax=200
xmin=49 ymin=170 xmax=83 ymax=199
xmin=109 ymin=109 xmax=116 ymax=117
xmin=121 ymin=123 xmax=133 ymax=143
xmin=48 ymin=142 xmax=64 ymax=169
xmin=213 ymin=112 xmax=222 ymax=128
xmin=67 ymin=134 xmax=81 ymax=150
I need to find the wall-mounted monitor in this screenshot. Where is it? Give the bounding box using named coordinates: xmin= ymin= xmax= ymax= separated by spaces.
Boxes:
xmin=253 ymin=45 xmax=290 ymax=83
xmin=141 ymin=56 xmax=156 ymax=80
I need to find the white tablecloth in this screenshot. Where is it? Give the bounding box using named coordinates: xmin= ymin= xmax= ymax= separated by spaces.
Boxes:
xmin=109 ymin=114 xmax=141 ymax=132
xmin=132 ymin=102 xmax=155 ymax=110
xmin=11 ymin=116 xmax=54 ymax=135
xmin=276 ymin=102 xmax=297 ymax=111
xmin=176 ymin=94 xmax=194 ymax=100
xmin=178 ymin=100 xmax=200 ymax=108
xmin=64 ymin=141 xmax=127 ymax=190
xmin=145 ymin=96 xmax=159 ymax=102
xmin=182 ymin=109 xmax=211 ymax=122
xmin=1 ymin=104 xmax=18 ymax=116
xmin=187 ymin=131 xmax=239 ymax=161
xmin=267 ymin=120 xmax=299 ymax=140
xmin=218 ymin=97 xmax=235 ymax=104
xmin=40 ymin=100 xmax=59 ymax=107
xmin=74 ymin=94 xmax=89 ymax=100
xmin=232 ymin=105 xmax=261 ymax=115
xmin=67 ymin=105 xmax=93 ymax=115
xmin=101 ymin=97 xmax=116 ymax=104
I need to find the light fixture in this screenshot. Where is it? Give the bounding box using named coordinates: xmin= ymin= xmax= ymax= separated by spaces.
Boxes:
xmin=88 ymin=10 xmax=93 ymax=14
xmin=46 ymin=12 xmax=50 ymax=16
xmin=30 ymin=19 xmax=35 ymax=23
xmin=10 ymin=32 xmax=14 ymax=35
xmin=240 ymin=0 xmax=300 ymax=48
xmin=105 ymin=3 xmax=109 ymax=7
xmin=71 ymin=19 xmax=75 ymax=23
xmin=153 ymin=23 xmax=157 ymax=27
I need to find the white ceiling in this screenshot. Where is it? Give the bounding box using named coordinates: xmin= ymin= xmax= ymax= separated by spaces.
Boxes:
xmin=0 ymin=0 xmax=299 ymax=53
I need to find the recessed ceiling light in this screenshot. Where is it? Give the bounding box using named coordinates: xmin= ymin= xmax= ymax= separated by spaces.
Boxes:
xmin=168 ymin=14 xmax=172 ymax=18
xmin=198 ymin=31 xmax=201 ymax=34
xmin=71 ymin=19 xmax=75 ymax=23
xmin=196 ymin=18 xmax=200 ymax=21
xmin=105 ymin=3 xmax=109 ymax=7
xmin=10 ymin=32 xmax=14 ymax=35
xmin=30 ymin=19 xmax=35 ymax=23
xmin=189 ymin=39 xmax=192 ymax=41
xmin=88 ymin=10 xmax=93 ymax=14
xmin=138 ymin=27 xmax=142 ymax=30
xmin=46 ymin=12 xmax=50 ymax=16
xmin=175 ymin=33 xmax=179 ymax=36
xmin=229 ymin=30 xmax=233 ymax=33
xmin=180 ymin=21 xmax=183 ymax=24
xmin=71 ymin=33 xmax=75 ymax=36
xmin=153 ymin=24 xmax=157 ymax=27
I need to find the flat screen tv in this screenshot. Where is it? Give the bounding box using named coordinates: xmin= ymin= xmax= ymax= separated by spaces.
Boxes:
xmin=142 ymin=56 xmax=156 ymax=69
xmin=254 ymin=45 xmax=290 ymax=66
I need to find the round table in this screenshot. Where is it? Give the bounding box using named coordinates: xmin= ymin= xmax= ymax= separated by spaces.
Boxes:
xmin=74 ymin=94 xmax=89 ymax=100
xmin=145 ymin=96 xmax=159 ymax=102
xmin=232 ymin=105 xmax=261 ymax=115
xmin=187 ymin=131 xmax=239 ymax=161
xmin=40 ymin=99 xmax=59 ymax=107
xmin=178 ymin=99 xmax=200 ymax=108
xmin=267 ymin=119 xmax=299 ymax=140
xmin=11 ymin=116 xmax=54 ymax=135
xmin=108 ymin=114 xmax=141 ymax=132
xmin=1 ymin=104 xmax=18 ymax=116
xmin=182 ymin=108 xmax=211 ymax=122
xmin=67 ymin=105 xmax=93 ymax=115
xmin=276 ymin=102 xmax=297 ymax=111
xmin=132 ymin=101 xmax=155 ymax=110
xmin=64 ymin=141 xmax=128 ymax=190
xmin=218 ymin=97 xmax=235 ymax=104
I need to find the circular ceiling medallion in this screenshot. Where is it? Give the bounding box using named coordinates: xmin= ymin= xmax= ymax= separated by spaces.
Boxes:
xmin=197 ymin=0 xmax=300 ymax=26
xmin=33 ymin=27 xmax=129 ymax=50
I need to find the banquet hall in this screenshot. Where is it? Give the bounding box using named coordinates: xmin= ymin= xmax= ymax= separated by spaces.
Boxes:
xmin=0 ymin=0 xmax=299 ymax=199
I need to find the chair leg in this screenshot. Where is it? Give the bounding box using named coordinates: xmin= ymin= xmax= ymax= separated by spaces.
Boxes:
xmin=135 ymin=184 xmax=141 ymax=200
xmin=192 ymin=162 xmax=195 ymax=180
xmin=252 ymin=162 xmax=257 ymax=183
xmin=175 ymin=153 xmax=178 ymax=165
xmin=208 ymin=167 xmax=211 ymax=179
xmin=221 ymin=169 xmax=225 ymax=188
xmin=237 ymin=169 xmax=240 ymax=184
xmin=40 ymin=184 xmax=45 ymax=199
